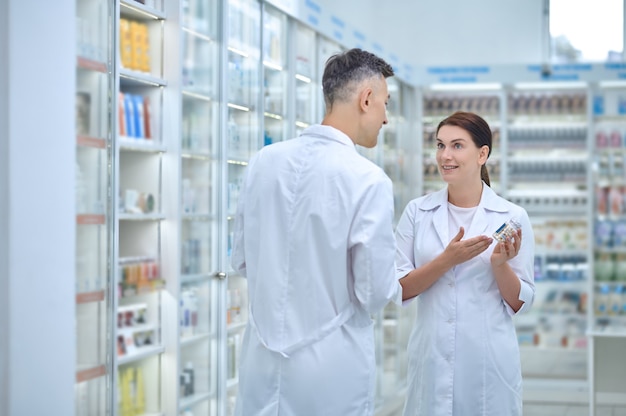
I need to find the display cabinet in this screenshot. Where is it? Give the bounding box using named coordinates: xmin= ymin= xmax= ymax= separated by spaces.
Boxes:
xmin=293 ymin=22 xmax=318 ymax=136
xmin=225 ymin=0 xmax=262 ymax=413
xmin=378 ymin=79 xmax=418 ymax=407
xmin=75 ymin=0 xmax=114 ymax=414
xmin=382 ymin=77 xmax=402 ymax=201
xmin=262 ymin=4 xmax=289 ymax=144
xmin=114 ymin=1 xmax=174 ymax=415
xmin=589 ymin=82 xmax=626 ymax=412
xmin=316 ymin=35 xmax=343 ymax=122
xmin=179 ymin=0 xmax=222 ymax=415
xmin=505 ymin=85 xmax=590 ymax=385
xmin=383 ymin=77 xmax=414 ymax=220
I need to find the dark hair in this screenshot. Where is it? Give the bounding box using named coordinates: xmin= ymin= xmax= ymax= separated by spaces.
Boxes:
xmin=322 ymin=48 xmax=394 ymax=110
xmin=436 ymin=111 xmax=492 ymax=186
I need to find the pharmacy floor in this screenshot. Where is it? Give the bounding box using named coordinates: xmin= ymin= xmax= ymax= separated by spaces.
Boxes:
xmin=524 ymin=405 xmax=626 ymax=416
xmin=378 ymin=402 xmax=626 ymax=416
xmin=375 ymin=379 xmax=626 ymax=416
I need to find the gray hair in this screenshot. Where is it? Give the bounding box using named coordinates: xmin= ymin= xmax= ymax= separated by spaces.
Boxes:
xmin=322 ymin=48 xmax=394 ymax=110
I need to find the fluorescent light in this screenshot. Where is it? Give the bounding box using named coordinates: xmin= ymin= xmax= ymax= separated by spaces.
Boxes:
xmin=295 ymin=74 xmax=312 ymax=83
xmin=182 ymin=90 xmax=212 ymax=102
xmin=429 ymin=83 xmax=502 ymax=91
xmin=513 ymin=81 xmax=587 ymax=90
xmin=228 ymin=47 xmax=249 ymax=58
xmin=227 ymin=103 xmax=250 ymax=112
xmin=263 ymin=61 xmax=283 ymax=71
xmin=264 ymin=112 xmax=283 ymax=120
xmin=227 ymin=160 xmax=248 ymax=166
xmin=182 ymin=27 xmax=214 ymax=43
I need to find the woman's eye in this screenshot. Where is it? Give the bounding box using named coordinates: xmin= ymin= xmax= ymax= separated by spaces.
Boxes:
xmin=436 ymin=143 xmax=444 ymax=149
xmin=454 ymin=143 xmax=462 ymax=149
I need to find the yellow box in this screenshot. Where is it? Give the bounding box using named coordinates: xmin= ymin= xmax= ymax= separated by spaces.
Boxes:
xmin=119 ymin=18 xmax=133 ymax=69
xmin=129 ymin=21 xmax=144 ymax=72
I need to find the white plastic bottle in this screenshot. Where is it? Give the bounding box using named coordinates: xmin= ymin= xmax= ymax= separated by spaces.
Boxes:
xmin=493 ymin=219 xmax=522 ymax=243
xmin=609 ymin=285 xmax=623 ymax=316
xmin=595 ymin=284 xmax=610 ymax=316
xmin=184 ymin=361 xmax=195 ymax=396
xmin=228 ymin=116 xmax=240 ymax=152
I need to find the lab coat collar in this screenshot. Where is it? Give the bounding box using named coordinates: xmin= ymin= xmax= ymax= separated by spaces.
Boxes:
xmin=302 ymin=124 xmax=357 ymax=148
xmin=421 ymin=183 xmax=509 ymax=247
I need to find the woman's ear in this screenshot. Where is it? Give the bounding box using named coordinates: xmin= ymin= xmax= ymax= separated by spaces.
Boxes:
xmin=479 ymin=145 xmax=489 ymax=162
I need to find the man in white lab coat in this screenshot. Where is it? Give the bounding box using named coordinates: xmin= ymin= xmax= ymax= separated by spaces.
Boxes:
xmin=231 ymin=48 xmax=403 ymax=416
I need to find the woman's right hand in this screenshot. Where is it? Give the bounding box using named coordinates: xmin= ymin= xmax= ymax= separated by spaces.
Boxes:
xmin=443 ymin=227 xmax=493 ymax=267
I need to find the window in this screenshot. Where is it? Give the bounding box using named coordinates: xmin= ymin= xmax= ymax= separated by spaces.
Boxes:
xmin=550 ymin=0 xmax=623 ymax=62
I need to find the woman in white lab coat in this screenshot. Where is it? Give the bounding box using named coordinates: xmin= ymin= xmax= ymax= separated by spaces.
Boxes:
xmin=396 ymin=111 xmax=535 ymax=416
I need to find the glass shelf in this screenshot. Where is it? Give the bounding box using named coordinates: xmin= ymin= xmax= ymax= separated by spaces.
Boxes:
xmin=262 ymin=5 xmax=288 ymax=144
xmin=179 ymin=1 xmax=221 ymax=415
xmin=115 ymin=2 xmax=171 ymax=414
xmin=75 ymin=1 xmax=112 ymax=414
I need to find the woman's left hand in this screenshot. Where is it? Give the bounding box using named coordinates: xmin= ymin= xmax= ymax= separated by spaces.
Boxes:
xmin=491 ymin=228 xmax=522 ymax=267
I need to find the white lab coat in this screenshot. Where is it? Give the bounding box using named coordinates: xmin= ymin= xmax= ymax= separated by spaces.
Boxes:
xmin=395 ymin=185 xmax=535 ymax=416
xmin=231 ymin=125 xmax=402 ymax=416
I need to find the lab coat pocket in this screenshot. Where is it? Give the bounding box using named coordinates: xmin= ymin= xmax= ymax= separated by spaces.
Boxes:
xmin=340 ymin=317 xmax=376 ymax=414
xmin=484 ymin=320 xmax=522 ymax=398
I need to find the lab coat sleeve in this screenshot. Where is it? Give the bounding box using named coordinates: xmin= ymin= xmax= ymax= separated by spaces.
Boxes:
xmin=349 ymin=173 xmax=402 ymax=312
xmin=394 ymin=202 xmax=419 ymax=306
xmin=231 ymin=156 xmax=255 ymax=277
xmin=504 ymin=208 xmax=536 ymax=316
xmin=395 ymin=201 xmax=417 ymax=280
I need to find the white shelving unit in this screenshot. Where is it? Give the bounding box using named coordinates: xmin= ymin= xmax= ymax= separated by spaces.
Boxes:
xmin=262 ymin=4 xmax=289 ymax=144
xmin=114 ymin=1 xmax=179 ymax=415
xmin=293 ymin=22 xmax=318 ymax=137
xmin=223 ymin=0 xmax=262 ymax=413
xmin=378 ymin=78 xmax=418 ymax=409
xmin=179 ymin=0 xmax=222 ymax=415
xmin=589 ymin=82 xmax=626 ymax=413
xmin=505 ymin=85 xmax=590 ymax=390
xmin=411 ymin=68 xmax=626 ymax=413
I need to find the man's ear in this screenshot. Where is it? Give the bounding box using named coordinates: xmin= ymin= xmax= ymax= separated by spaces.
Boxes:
xmin=359 ymin=87 xmax=373 ymax=112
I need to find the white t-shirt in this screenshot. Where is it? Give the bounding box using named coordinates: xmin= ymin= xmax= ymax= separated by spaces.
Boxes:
xmin=448 ymin=203 xmax=477 ymax=240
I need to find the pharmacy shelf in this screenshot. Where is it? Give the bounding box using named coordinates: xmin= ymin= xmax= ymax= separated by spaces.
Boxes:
xmin=181 ymin=332 xmax=214 ymax=347
xmin=226 ymin=321 xmax=246 ymax=333
xmin=77 ymin=136 xmax=107 ymax=148
xmin=76 ymin=365 xmax=107 ymax=383
xmin=77 ymin=56 xmax=108 ymax=73
xmin=589 ymin=83 xmax=626 ymax=415
xmin=588 ymin=330 xmax=626 ymax=338
xmin=119 ymin=141 xmax=168 ymax=153
xmin=180 ymin=392 xmax=215 ymax=411
xmin=117 ymin=345 xmax=165 ymax=366
xmin=76 ymin=290 xmax=106 ymax=304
